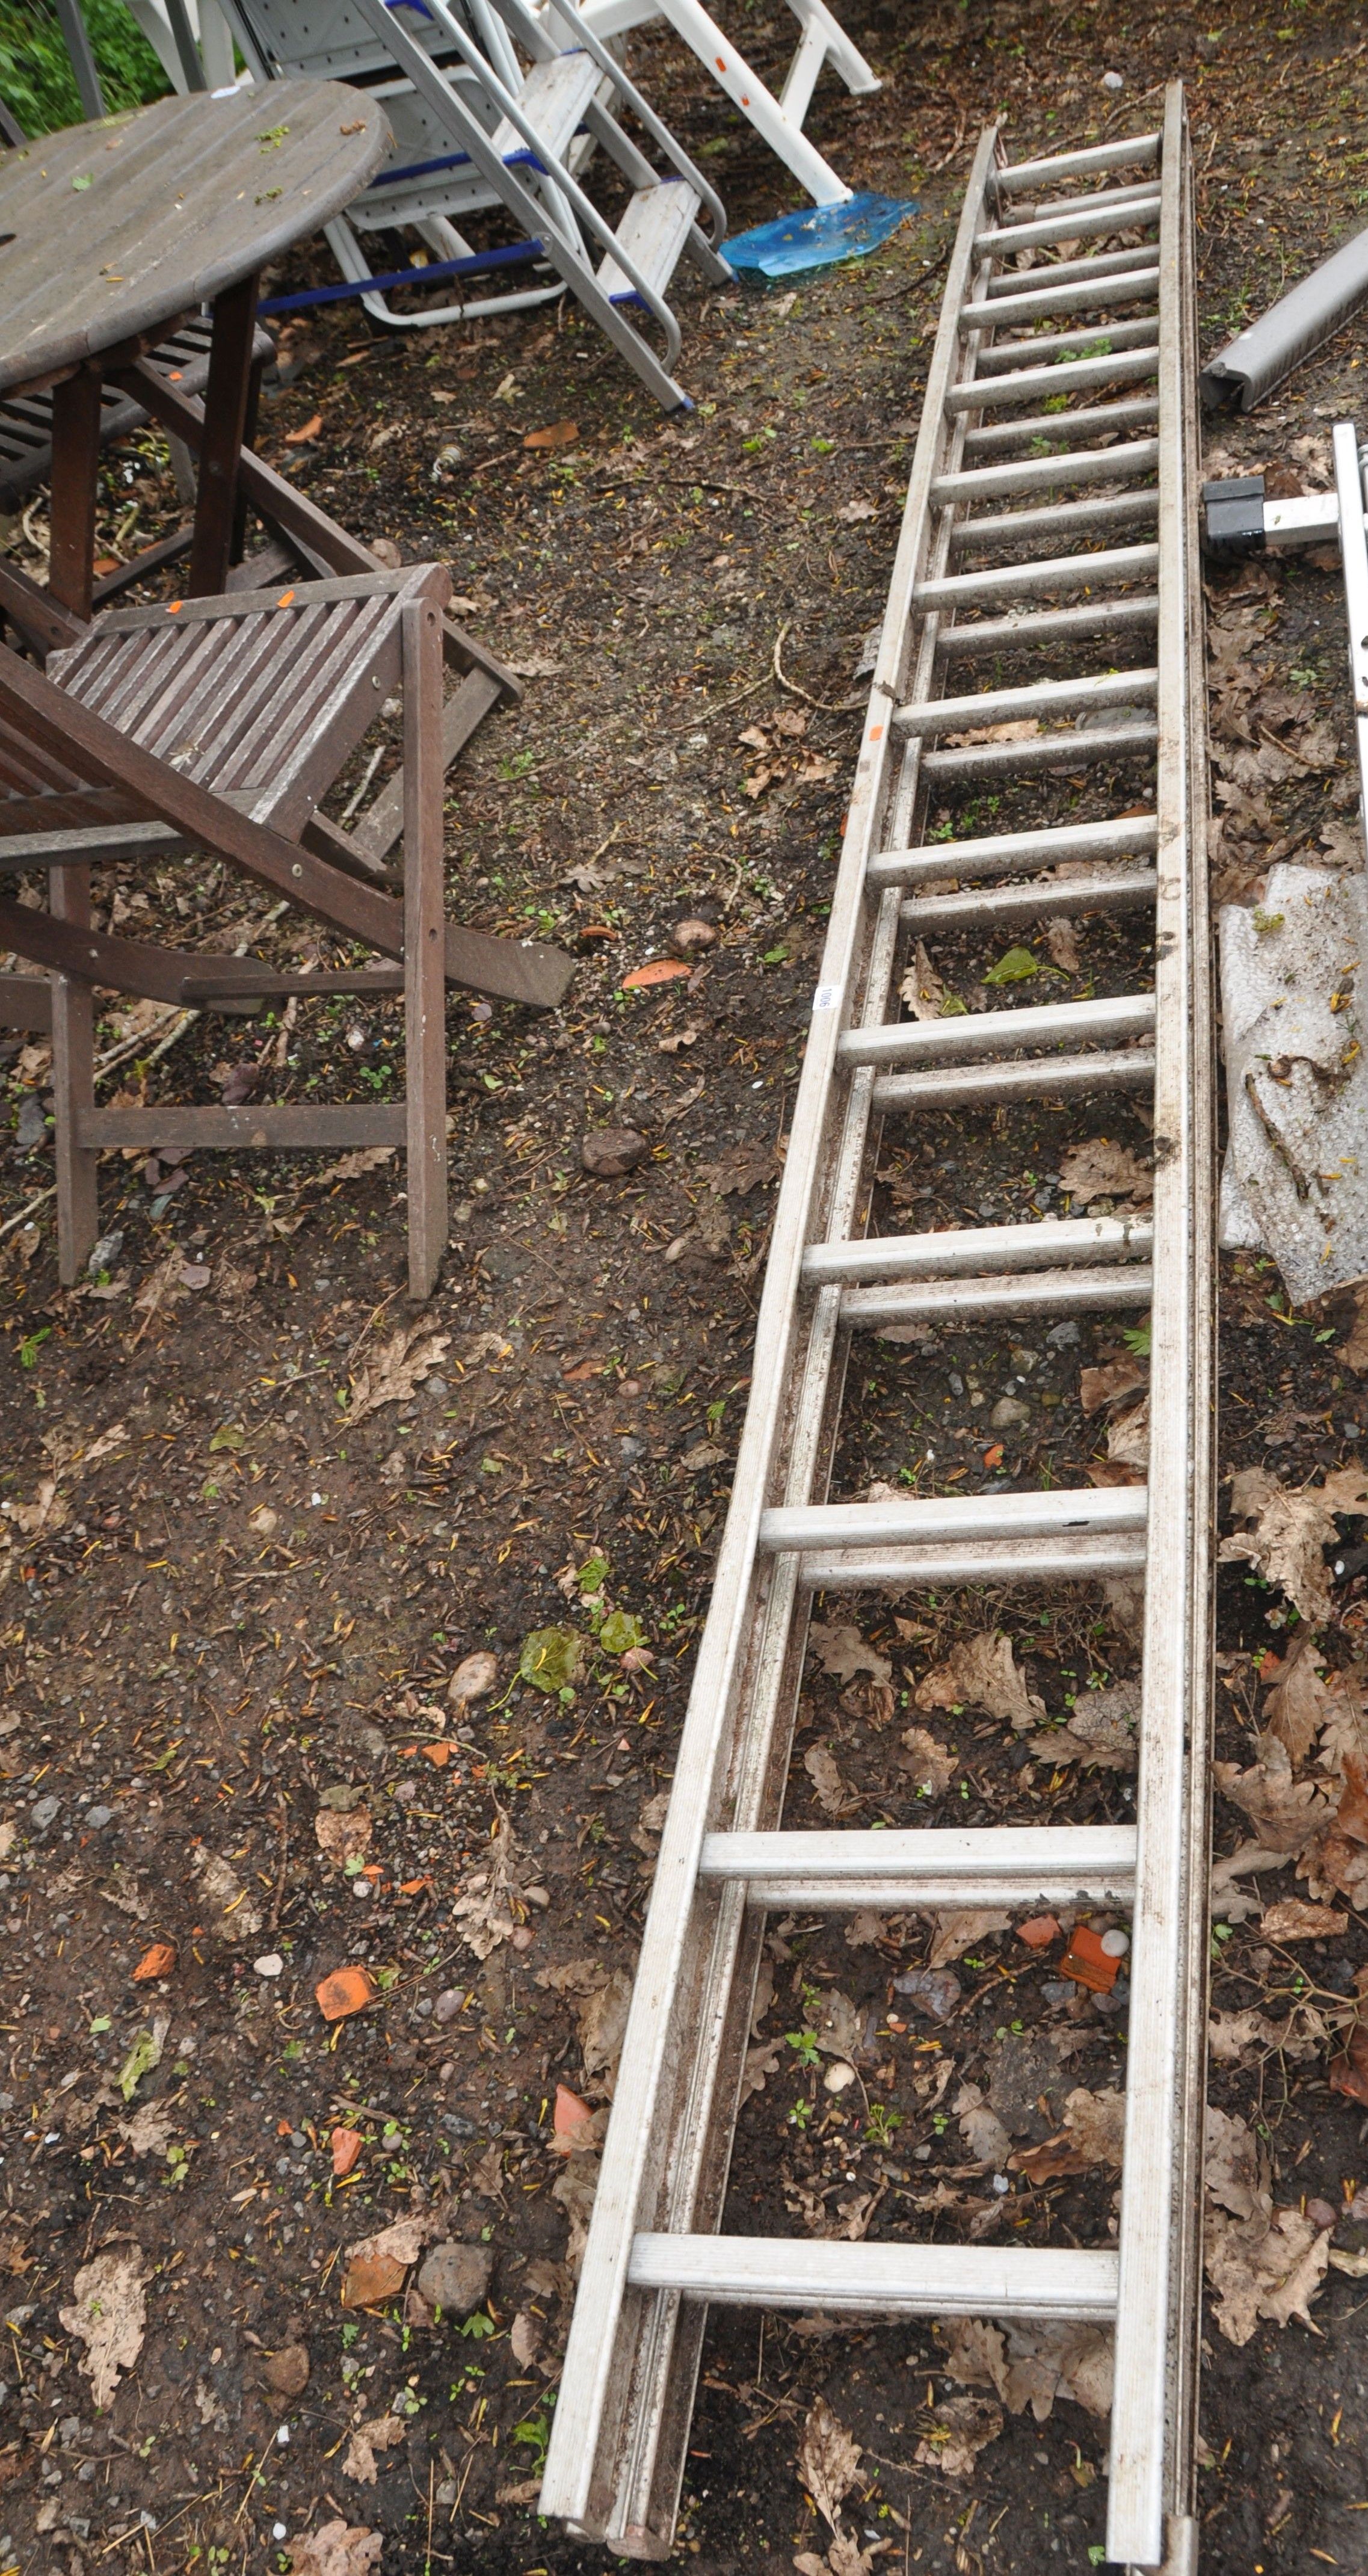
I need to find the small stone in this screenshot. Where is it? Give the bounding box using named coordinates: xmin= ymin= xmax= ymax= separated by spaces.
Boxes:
xmin=369 ymin=536 xmax=403 ymax=569
xmin=260 ymin=2343 xmax=310 ymax=2399
xmin=581 ymin=1126 xmax=648 ymax=1180
xmin=1099 ymin=1928 xmax=1130 ymax=1959
xmin=893 ymin=1966 xmax=961 ymax=2021
xmin=15 ymin=1095 xmax=46 ymax=1149
xmin=990 ymin=1396 xmax=1031 ymax=1429
xmin=1045 ymin=1320 xmax=1080 ymax=1349
xmin=84 ymin=1807 xmax=113 ymax=1831
xmin=1101 ymin=67 xmax=1124 ymax=89
xmin=1307 ymin=2198 xmax=1339 ymax=2233
xmin=318 ymin=1782 xmax=365 ymax=1811
xmin=824 ymin=2060 xmax=856 ymax=2094
xmin=416 ymin=2241 xmax=495 ymax=2319
xmin=29 ymin=1796 xmax=59 ymax=1832
xmin=671 ymin=917 xmax=716 ymax=955
xmin=87 ymin=1231 xmax=124 ymax=1276
xmin=254 ymin=1954 xmax=283 ymax=1979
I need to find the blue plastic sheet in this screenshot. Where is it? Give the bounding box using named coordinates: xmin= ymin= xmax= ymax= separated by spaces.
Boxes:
xmin=723 ymin=191 xmax=917 ymax=281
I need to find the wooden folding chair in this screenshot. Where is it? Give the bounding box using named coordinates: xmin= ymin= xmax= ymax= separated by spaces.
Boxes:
xmin=0 ymin=562 xmax=574 ymax=1297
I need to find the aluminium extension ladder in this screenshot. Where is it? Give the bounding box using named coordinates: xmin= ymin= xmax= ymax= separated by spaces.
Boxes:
xmin=542 ymin=82 xmax=1215 ymax=2576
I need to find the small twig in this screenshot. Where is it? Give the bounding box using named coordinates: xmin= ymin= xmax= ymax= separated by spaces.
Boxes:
xmin=665 ymin=671 xmax=772 ymax=735
xmin=772 ymin=618 xmax=865 ymax=715
xmin=0 ymin=1185 xmax=54 ymax=1247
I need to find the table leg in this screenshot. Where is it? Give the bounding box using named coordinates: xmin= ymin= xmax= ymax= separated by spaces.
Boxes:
xmin=50 ymin=866 xmax=99 ymax=1285
xmin=231 ymin=344 xmax=265 ymax=570
xmin=188 ymin=271 xmax=259 ymax=598
xmin=402 ymin=597 xmax=448 ymax=1302
xmin=48 ymin=365 xmax=103 ymax=623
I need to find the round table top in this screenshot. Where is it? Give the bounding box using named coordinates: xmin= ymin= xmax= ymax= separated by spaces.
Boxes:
xmin=0 ymin=81 xmax=390 ymax=395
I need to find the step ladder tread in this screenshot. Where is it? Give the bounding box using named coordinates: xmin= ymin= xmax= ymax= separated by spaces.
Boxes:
xmin=489 ymin=46 xmax=604 ymax=162
xmin=760 ymin=1482 xmax=1148 ymax=1553
xmin=598 ymin=177 xmax=701 ymax=303
xmin=895 ymin=665 xmax=1158 ymax=735
xmin=899 ymin=864 xmax=1158 ymax=929
xmin=869 ymin=813 xmax=1159 ymax=889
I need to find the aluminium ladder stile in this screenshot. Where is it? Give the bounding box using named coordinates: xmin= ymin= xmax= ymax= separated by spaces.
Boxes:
xmin=542 ymin=84 xmax=1214 ymax=2575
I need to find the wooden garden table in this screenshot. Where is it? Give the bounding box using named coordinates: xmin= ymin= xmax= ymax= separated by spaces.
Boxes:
xmin=0 ymin=82 xmax=387 ymax=617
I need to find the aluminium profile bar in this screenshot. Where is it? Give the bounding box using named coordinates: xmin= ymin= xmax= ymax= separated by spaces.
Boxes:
xmin=1200 ymin=219 xmax=1368 ymax=411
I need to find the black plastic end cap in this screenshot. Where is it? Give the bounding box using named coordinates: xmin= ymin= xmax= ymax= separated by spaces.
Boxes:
xmin=1201 ymin=473 xmax=1267 ymax=559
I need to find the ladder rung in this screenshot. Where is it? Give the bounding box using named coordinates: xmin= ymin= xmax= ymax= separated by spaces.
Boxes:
xmin=895 ymin=666 xmax=1156 ymax=739
xmin=947 ymin=347 xmax=1159 ymax=413
xmin=933 ymin=439 xmax=1160 ymax=504
xmin=936 ymin=597 xmax=1161 ymax=659
xmin=629 ymin=2234 xmax=1120 ymax=2321
xmin=899 ymin=864 xmax=1157 ymax=933
xmin=961 ymin=398 xmax=1160 ymax=457
xmin=961 ymin=267 xmax=1160 ymax=331
xmin=1026 ymin=177 xmax=1166 ymax=226
xmin=869 ymin=812 xmax=1158 ymax=892
xmin=950 ymin=488 xmax=1160 ymax=548
xmin=984 ymin=242 xmax=1160 ymax=298
xmin=799 ymin=1527 xmax=1149 ymax=1591
xmin=805 ymin=1212 xmax=1154 ymax=1286
xmin=916 ymin=541 xmax=1158 ymax=605
xmin=841 ymin=1259 xmax=1156 ymax=1330
xmin=872 ymin=1044 xmax=1155 ymax=1112
xmin=995 ymin=132 xmax=1161 ymax=194
xmin=975 ymin=314 xmax=1159 ymax=373
xmin=761 ymin=1482 xmax=1147 ymax=1554
xmin=920 ymin=719 xmax=1157 ymax=782
xmin=698 ymin=1823 xmax=1138 ymax=1906
xmin=977 ymin=196 xmax=1160 ymax=257
xmin=841 ymin=991 xmax=1154 ymax=1070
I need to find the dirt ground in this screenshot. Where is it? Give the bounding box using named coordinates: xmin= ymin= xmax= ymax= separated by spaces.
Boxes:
xmin=7 ymin=3 xmax=1368 ymax=2571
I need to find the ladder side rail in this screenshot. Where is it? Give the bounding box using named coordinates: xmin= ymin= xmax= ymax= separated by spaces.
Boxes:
xmin=493 ymin=0 xmax=730 ymax=242
xmin=538 ymin=117 xmax=1003 ymax=2539
xmin=1105 ymin=83 xmax=1206 ymax=2575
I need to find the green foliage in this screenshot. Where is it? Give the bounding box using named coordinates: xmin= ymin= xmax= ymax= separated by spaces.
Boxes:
xmin=0 ymin=0 xmax=168 ymax=137
xmin=982 ymin=946 xmax=1039 ymax=985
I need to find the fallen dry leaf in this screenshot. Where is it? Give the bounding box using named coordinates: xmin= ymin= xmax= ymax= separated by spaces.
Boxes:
xmin=315 ymin=1807 xmax=372 ymax=1869
xmin=342 ymin=2217 xmax=428 ymax=2311
xmin=284 ymin=2522 xmax=383 ymax=2576
xmin=284 ymin=412 xmax=324 ymax=445
xmin=452 ymin=1814 xmax=528 ymax=1959
xmin=928 ymin=1907 xmax=1009 ymax=1967
xmin=1213 ymin=1739 xmax=1336 ymax=1854
xmin=942 ymin=2316 xmax=1114 ymax=2421
xmin=1219 ymin=1462 xmax=1368 ymax=1624
xmin=914 ymin=2393 xmax=1003 ymax=2476
xmin=900 ymin=939 xmax=947 ymax=1019
xmin=1029 ymin=1681 xmax=1137 ymax=1772
xmin=537 ymin=1960 xmax=633 ymax=2096
xmin=1329 ymin=2018 xmax=1368 ymax=2106
xmin=347 ymin=1323 xmax=451 ymax=1423
xmin=1206 ymin=2107 xmax=1266 ymax=2222
xmin=804 ymin=1740 xmax=851 ymax=1817
xmin=1080 ymin=1356 xmax=1147 ymax=1417
xmin=523 ymin=418 xmax=578 ymax=448
xmin=1260 ymin=1897 xmax=1349 ymax=1941
xmin=899 ymin=1725 xmax=957 ymax=1794
xmin=1205 ymin=2203 xmax=1330 ymax=2345
xmin=1262 ymin=1629 xmax=1336 ymax=1769
xmin=342 ymin=2413 xmax=407 ymax=2483
xmin=189 ymin=1847 xmax=263 ymax=1943
xmin=798 ymin=2396 xmax=862 ymax=2533
xmin=60 ymin=2247 xmax=146 ymax=2407
xmin=1046 ymin=916 xmax=1080 ymax=973
xmin=955 ymin=2082 xmax=1012 ymax=2168
xmin=510 ymin=2309 xmax=542 ymax=2365
xmin=1011 ymin=2086 xmax=1125 ymax=2183
xmin=808 ymin=1621 xmax=892 ymax=1684
xmin=914 ymin=1631 xmax=1043 ymax=1730
xmin=1058 ymin=1138 xmax=1153 ymax=1204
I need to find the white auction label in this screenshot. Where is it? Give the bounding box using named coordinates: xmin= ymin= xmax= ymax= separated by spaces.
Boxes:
xmin=812 ymin=984 xmax=840 ymax=1013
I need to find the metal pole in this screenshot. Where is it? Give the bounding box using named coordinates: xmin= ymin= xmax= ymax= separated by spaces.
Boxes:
xmin=54 ymin=0 xmax=105 ymax=120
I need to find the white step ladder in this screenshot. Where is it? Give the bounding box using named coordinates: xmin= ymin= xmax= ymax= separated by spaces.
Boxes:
xmin=541 ymin=84 xmax=1216 ymax=2574
xmin=550 ymin=0 xmax=880 ymax=204
xmin=223 ymin=0 xmax=732 ymax=407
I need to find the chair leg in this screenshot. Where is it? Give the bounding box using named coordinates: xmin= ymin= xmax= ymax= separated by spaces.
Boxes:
xmin=50 ymin=870 xmax=99 ymax=1284
xmin=401 ymin=597 xmax=449 ymax=1301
